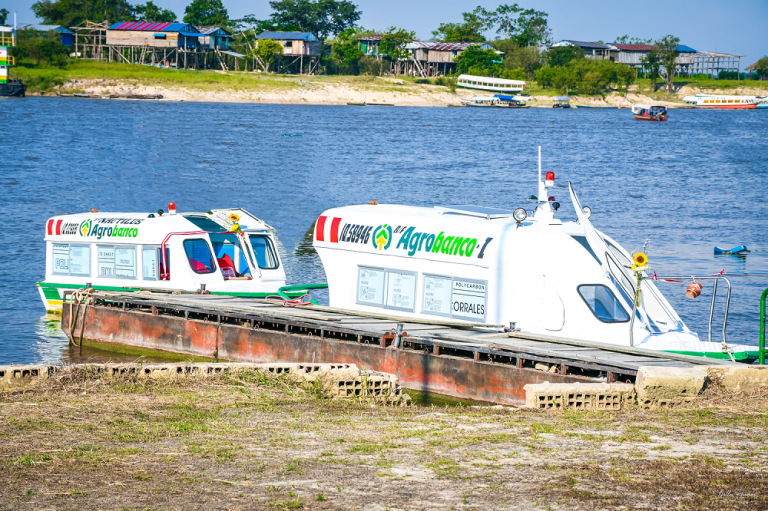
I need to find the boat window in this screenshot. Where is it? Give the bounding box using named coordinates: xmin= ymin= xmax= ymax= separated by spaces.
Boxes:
xmin=97 ymin=245 xmax=137 ymax=279
xmin=248 ymin=235 xmax=279 ymax=269
xmin=52 ymin=243 xmax=91 ymax=277
xmin=142 ymin=246 xmax=168 ymax=280
xmin=571 ymin=235 xmax=601 ymax=264
xmin=183 ymin=216 xmax=227 ymax=232
xmin=183 ymin=239 xmax=216 ymax=274
xmin=357 ymin=266 xmax=421 ymax=313
xmin=578 ymin=285 xmax=629 ymax=323
xmin=211 ymin=234 xmax=251 ymax=278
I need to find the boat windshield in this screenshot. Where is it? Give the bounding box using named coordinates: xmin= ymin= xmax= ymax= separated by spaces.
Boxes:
xmin=248 ymin=235 xmax=279 ymax=270
xmin=210 ymin=233 xmax=252 ymax=278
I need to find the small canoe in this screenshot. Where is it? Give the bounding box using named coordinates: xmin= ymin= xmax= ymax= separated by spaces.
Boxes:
xmin=347 ymin=102 xmax=366 ymax=106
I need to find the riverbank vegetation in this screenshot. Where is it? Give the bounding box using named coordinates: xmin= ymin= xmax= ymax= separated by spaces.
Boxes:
xmin=0 ymin=366 xmax=766 ymax=509
xmin=13 ymin=0 xmax=767 ymax=98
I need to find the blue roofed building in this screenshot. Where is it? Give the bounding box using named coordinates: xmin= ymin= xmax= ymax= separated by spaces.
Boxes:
xmin=106 ymin=22 xmax=203 ymax=50
xmin=255 ymin=31 xmax=322 ymax=57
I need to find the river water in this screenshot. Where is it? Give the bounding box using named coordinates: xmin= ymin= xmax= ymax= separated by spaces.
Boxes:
xmin=2 ymin=97 xmax=767 ymax=364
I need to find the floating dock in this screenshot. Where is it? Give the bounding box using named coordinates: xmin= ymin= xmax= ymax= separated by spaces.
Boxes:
xmin=61 ymin=291 xmax=732 ymax=406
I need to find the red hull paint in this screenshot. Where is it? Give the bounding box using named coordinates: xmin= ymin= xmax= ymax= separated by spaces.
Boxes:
xmin=62 ymin=303 xmax=592 ymax=405
xmin=633 ymin=115 xmax=667 ymax=121
xmin=698 ymin=104 xmax=757 ymax=110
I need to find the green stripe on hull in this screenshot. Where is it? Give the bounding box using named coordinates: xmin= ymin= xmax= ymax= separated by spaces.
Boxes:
xmin=37 ymin=283 xmax=304 ymax=300
xmin=664 ymin=350 xmax=759 ymax=362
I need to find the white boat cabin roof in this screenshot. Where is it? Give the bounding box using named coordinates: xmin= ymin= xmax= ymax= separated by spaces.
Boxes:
xmin=44 ymin=208 xmax=271 ymax=244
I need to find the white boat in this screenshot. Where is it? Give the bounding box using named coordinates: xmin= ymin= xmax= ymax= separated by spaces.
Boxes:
xmin=457 ymin=74 xmax=525 ymax=93
xmin=682 ymin=94 xmax=758 ymax=109
xmin=462 ymin=96 xmax=498 ymax=107
xmin=312 ymin=152 xmax=759 ymax=362
xmin=38 ymin=205 xmax=293 ymax=312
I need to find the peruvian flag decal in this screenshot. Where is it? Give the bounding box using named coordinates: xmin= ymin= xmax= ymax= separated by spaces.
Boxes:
xmin=315 ymin=216 xmax=342 ymax=243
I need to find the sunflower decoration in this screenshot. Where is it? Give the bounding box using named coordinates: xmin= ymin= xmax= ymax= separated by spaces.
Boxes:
xmin=632 ymin=252 xmax=648 ymax=270
xmin=630 ymin=242 xmax=651 ymax=307
xmin=228 ymin=213 xmax=240 ymax=223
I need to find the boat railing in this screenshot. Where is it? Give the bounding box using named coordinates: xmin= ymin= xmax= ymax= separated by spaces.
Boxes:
xmin=633 ymin=276 xmax=732 ymax=353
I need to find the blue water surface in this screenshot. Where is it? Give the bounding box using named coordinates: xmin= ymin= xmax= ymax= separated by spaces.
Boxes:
xmin=1 ymin=97 xmax=767 ymax=363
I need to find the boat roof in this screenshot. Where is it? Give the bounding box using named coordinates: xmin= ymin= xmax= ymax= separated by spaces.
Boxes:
xmin=634 ymin=104 xmax=665 ymax=109
xmin=458 ymin=74 xmax=525 ymax=85
xmin=552 ymin=96 xmax=570 ymax=101
xmin=45 ymin=208 xmax=271 ymax=243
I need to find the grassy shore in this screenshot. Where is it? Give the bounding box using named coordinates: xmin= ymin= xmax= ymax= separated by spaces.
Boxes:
xmin=0 ymin=368 xmax=766 ymax=510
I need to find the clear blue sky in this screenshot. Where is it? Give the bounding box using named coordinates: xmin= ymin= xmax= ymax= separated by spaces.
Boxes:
xmin=9 ymin=0 xmax=768 ymax=68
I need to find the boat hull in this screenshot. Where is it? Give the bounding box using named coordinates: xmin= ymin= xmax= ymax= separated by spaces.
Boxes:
xmin=697 ymin=104 xmax=757 ymax=110
xmin=36 ymin=282 xmax=306 ymax=313
xmin=0 ymin=80 xmax=26 ymax=97
xmin=633 ymin=114 xmax=667 ymax=121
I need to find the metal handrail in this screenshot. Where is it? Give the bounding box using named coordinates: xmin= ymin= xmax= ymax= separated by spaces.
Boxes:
xmin=646 ymin=275 xmax=732 ymax=351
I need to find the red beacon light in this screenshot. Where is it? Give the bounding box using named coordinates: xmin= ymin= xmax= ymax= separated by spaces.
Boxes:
xmin=545 ymin=171 xmax=555 ymax=188
xmin=168 ymin=202 xmax=177 ymax=215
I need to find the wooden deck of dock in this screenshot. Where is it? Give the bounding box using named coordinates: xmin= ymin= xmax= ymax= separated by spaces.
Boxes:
xmin=62 ymin=291 xmax=732 ymax=405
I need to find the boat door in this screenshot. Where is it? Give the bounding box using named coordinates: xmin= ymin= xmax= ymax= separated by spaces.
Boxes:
xmin=245 ymin=233 xmax=285 ymax=283
xmin=209 ymin=233 xmax=253 ymax=280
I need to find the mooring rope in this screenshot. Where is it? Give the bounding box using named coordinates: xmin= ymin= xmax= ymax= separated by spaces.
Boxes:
xmin=68 ymin=288 xmax=95 ymax=347
xmin=264 ymin=294 xmax=313 ymax=307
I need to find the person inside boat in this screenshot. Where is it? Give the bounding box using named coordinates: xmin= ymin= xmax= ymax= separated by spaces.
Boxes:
xmin=210 ymin=234 xmax=252 ymax=279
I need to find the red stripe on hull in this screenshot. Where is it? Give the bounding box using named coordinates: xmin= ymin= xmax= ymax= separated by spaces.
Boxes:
xmin=315 ymin=216 xmax=327 ymax=241
xmin=330 ymin=217 xmax=342 ymax=243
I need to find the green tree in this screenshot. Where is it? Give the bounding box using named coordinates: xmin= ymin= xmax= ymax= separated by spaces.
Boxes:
xmin=753 ymin=55 xmax=768 ymax=79
xmin=641 ymin=48 xmax=661 ymax=92
xmin=268 ymin=0 xmax=361 ymax=40
xmin=15 ymin=28 xmax=69 ymax=65
xmin=552 ymin=66 xmax=577 ymax=94
xmin=613 ymin=35 xmax=652 ymax=44
xmin=545 ymin=45 xmax=582 ymax=67
xmin=491 ymin=39 xmax=541 ymax=78
xmin=326 ymin=26 xmax=370 ymax=74
xmin=251 ymin=38 xmax=283 ymax=72
xmin=454 ymin=45 xmax=502 ymax=75
xmin=511 ymin=7 xmax=549 ymax=47
xmin=380 ymin=27 xmax=414 ymax=75
xmin=135 ymin=1 xmax=176 ymax=22
xmin=32 ymin=0 xmax=135 ymax=26
xmin=183 ymin=0 xmax=228 ymax=26
xmin=431 ymin=8 xmax=490 ymax=42
xmin=655 ymin=35 xmax=680 ymax=93
xmin=0 ymin=8 xmax=9 ymax=25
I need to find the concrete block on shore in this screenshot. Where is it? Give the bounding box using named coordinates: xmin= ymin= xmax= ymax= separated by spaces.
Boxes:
xmin=702 ymin=365 xmax=768 ymax=392
xmin=0 ymin=364 xmax=53 ymax=390
xmin=635 ymin=366 xmax=708 ymax=409
xmin=523 ymin=382 xmax=635 ymax=410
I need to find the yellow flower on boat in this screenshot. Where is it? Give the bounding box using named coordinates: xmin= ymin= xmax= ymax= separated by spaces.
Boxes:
xmin=633 ymin=252 xmax=648 ymax=268
xmin=229 ymin=213 xmax=240 ymax=223
xmin=231 ymin=223 xmax=242 ymax=234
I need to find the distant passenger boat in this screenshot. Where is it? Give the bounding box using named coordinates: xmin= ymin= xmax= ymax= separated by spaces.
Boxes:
xmin=494 ymin=94 xmax=529 ymax=108
xmin=457 ymin=74 xmax=525 ymax=93
xmin=632 ymin=104 xmax=668 ymax=121
xmin=462 ymin=96 xmax=497 ymax=107
xmin=552 ymin=96 xmax=571 ymax=108
xmin=682 ymin=95 xmax=758 ymax=109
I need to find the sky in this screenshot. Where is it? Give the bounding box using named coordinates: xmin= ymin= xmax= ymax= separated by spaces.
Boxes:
xmin=9 ymin=0 xmax=768 ymax=68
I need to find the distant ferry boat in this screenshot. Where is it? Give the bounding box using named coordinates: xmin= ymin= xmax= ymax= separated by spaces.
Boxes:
xmin=682 ymin=95 xmax=759 ymax=109
xmin=457 ymin=74 xmax=525 ymax=93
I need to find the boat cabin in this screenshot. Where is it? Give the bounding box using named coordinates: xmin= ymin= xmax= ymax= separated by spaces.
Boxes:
xmin=632 ymin=104 xmax=667 ymax=121
xmin=313 ymin=167 xmax=753 ymax=359
xmin=38 ymin=206 xmax=287 ymax=311
xmin=457 ymin=75 xmax=525 ymax=93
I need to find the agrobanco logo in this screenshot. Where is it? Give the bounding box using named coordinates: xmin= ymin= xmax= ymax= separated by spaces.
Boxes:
xmin=69 ymin=218 xmax=143 ymax=239
xmin=367 ymin=224 xmax=494 ymax=260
